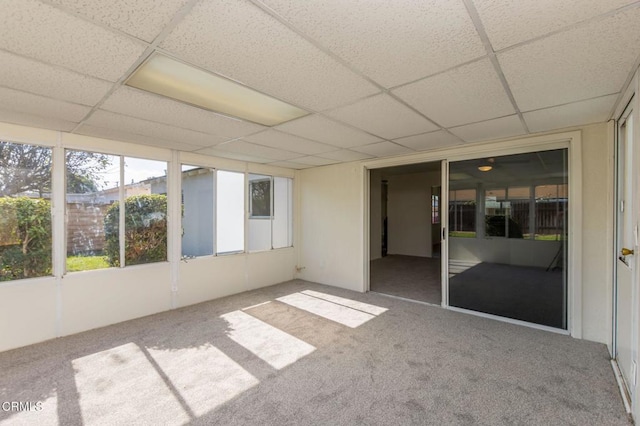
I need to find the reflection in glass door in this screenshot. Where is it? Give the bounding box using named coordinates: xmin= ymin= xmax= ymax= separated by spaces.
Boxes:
xmin=448 ymin=149 xmax=568 ymax=329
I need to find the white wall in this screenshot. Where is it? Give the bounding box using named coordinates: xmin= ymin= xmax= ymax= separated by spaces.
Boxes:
xmin=387 ymin=171 xmax=440 ymax=258
xmin=298 ymin=122 xmax=614 ymax=345
xmin=580 ymin=122 xmax=614 ymax=344
xmin=297 ymin=162 xmax=364 ymax=292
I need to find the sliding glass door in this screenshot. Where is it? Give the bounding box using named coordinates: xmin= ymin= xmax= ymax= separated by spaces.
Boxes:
xmin=447 ymin=149 xmax=568 ymax=329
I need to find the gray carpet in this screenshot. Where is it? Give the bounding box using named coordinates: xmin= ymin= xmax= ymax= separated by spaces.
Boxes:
xmin=0 ymin=280 xmax=629 ymax=425
xmin=449 ymin=262 xmax=565 ymax=329
xmin=370 ymin=255 xmax=441 ymax=304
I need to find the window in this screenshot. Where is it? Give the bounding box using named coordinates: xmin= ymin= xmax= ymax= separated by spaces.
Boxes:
xmin=535 ymin=184 xmax=567 ymax=241
xmin=0 ymin=141 xmax=52 ymax=281
xmin=431 ymin=186 xmax=440 ymax=225
xmin=250 ymin=177 xmax=272 ymax=218
xmin=181 ymin=165 xmax=214 ymax=257
xmin=249 ymin=174 xmax=272 ymax=251
xmin=66 ymin=150 xmax=119 ymax=272
xmin=272 ymin=177 xmax=293 ymax=249
xmin=122 ymin=157 xmax=168 ymax=265
xmin=217 ymin=170 xmax=244 ymax=254
xmin=448 ymin=189 xmax=476 ymax=238
xmin=90 ymin=156 xmax=169 ymax=267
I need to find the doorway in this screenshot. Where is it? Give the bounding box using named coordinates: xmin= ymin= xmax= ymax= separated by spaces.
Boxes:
xmin=369 ymin=161 xmax=442 ymax=304
xmin=614 ymin=97 xmax=637 ymax=407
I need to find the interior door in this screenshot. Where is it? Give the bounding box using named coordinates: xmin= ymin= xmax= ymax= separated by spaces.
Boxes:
xmin=615 ymin=99 xmax=637 ymax=402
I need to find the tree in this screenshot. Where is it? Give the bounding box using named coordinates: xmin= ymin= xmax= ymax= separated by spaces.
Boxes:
xmin=0 ymin=141 xmax=111 ymax=196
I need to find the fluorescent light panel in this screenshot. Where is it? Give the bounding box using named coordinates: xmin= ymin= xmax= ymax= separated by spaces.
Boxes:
xmin=126 ymin=53 xmax=308 ymax=126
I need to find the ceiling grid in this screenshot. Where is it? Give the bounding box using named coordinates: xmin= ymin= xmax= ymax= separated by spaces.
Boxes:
xmin=0 ymin=0 xmax=638 ymax=167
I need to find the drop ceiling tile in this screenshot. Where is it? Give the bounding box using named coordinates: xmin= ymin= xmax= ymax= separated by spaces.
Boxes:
xmin=275 ymin=114 xmax=381 ymax=148
xmin=0 ymin=50 xmax=113 ymax=106
xmin=498 ymin=7 xmax=640 ymax=111
xmin=0 ymin=0 xmax=147 ymax=81
xmin=74 ymin=124 xmax=204 ymax=151
xmin=523 ymin=94 xmax=618 ymax=133
xmin=320 ymin=150 xmax=374 ymax=162
xmin=268 ymin=161 xmax=314 ymax=169
xmin=0 ymin=108 xmax=77 ymax=132
xmin=85 ymin=110 xmax=227 ymax=147
xmin=474 ymin=0 xmax=637 ymax=50
xmin=449 ymin=115 xmax=526 ymax=143
xmin=160 ymin=0 xmax=379 ymax=111
xmin=392 ymin=59 xmax=515 ymax=127
xmin=244 ymin=130 xmax=335 ymax=156
xmin=261 ymin=0 xmax=486 ymax=88
xmin=47 ymin=0 xmax=190 ymax=43
xmin=326 ymin=94 xmax=439 ymax=140
xmin=350 ymin=141 xmax=414 ymax=157
xmin=195 ymin=147 xmax=272 ymax=164
xmin=394 ymin=131 xmax=463 ymax=151
xmin=214 ymin=140 xmax=300 ymax=161
xmin=0 ymin=87 xmax=91 ymax=122
xmin=102 ymin=87 xmax=265 ymax=138
xmin=289 ymin=156 xmax=339 ymax=166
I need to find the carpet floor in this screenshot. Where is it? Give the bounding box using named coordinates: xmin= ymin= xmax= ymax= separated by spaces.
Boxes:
xmin=449 ymin=262 xmax=565 ymax=329
xmin=0 ymin=280 xmax=629 ymax=425
xmin=370 ymin=255 xmax=441 ymax=304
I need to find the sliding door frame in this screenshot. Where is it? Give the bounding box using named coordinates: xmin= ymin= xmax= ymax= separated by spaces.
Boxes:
xmin=363 ymin=130 xmax=582 ymax=338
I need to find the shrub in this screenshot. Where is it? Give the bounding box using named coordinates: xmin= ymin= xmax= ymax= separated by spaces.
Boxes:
xmin=0 ymin=197 xmax=52 ymax=281
xmin=104 ymin=194 xmax=167 ymax=266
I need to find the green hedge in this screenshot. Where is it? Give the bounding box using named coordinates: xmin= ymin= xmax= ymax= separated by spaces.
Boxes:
xmin=104 ymin=194 xmax=167 ymax=266
xmin=0 ymin=197 xmax=52 ymax=281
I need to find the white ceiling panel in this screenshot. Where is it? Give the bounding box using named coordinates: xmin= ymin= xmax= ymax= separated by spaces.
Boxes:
xmin=0 ymin=108 xmax=77 ymax=132
xmin=351 ymin=141 xmax=414 ymax=157
xmin=392 ymin=59 xmax=515 ymax=128
xmin=102 ymin=87 xmax=265 ymax=138
xmin=214 ymin=140 xmax=300 ymax=161
xmin=267 ymin=161 xmax=313 ymax=169
xmin=474 ymin=0 xmax=637 ymax=51
xmin=195 ymin=147 xmax=272 ymax=164
xmin=161 ymin=0 xmax=379 ymax=112
xmin=244 ymin=129 xmax=335 ymax=155
xmin=326 ymin=94 xmax=439 ymax=140
xmin=498 ymin=7 xmax=640 ymax=111
xmin=84 ymin=110 xmax=227 ymax=147
xmin=523 ymin=94 xmax=618 ymax=133
xmin=275 ymin=115 xmax=381 ymax=148
xmin=0 ymin=50 xmax=112 ymax=106
xmin=261 ymin=0 xmax=486 ymax=88
xmin=449 ymin=115 xmax=526 ymax=143
xmin=46 ymin=0 xmax=191 ymax=43
xmin=0 ymin=0 xmax=147 ymax=81
xmin=394 ymin=131 xmax=463 ymax=151
xmin=320 ymin=150 xmax=374 ymax=162
xmin=75 ymin=124 xmax=204 ymax=151
xmin=0 ymin=87 xmax=91 ymax=122
xmin=288 ymin=156 xmax=339 ymax=166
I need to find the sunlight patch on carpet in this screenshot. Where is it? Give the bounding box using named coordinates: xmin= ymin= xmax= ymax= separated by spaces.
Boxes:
xmin=277 ymin=293 xmax=376 ymax=328
xmin=301 ymin=290 xmax=388 ymax=315
xmin=72 ymin=343 xmax=189 ymax=425
xmin=147 ymin=344 xmax=259 ymax=417
xmin=221 ymin=310 xmax=315 ymax=369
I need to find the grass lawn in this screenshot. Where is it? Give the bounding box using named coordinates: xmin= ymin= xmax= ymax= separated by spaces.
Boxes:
xmin=66 ymin=255 xmax=109 ymax=272
xmin=449 ymin=231 xmax=476 ymax=238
